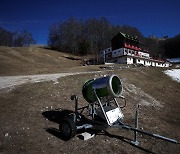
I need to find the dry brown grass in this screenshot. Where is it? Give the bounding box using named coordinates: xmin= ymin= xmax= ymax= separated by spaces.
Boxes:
xmin=0 ymin=46 xmax=179 ymax=153
xmin=0 ymin=46 xmax=83 ymax=75
xmin=0 ymin=67 xmax=179 ymax=153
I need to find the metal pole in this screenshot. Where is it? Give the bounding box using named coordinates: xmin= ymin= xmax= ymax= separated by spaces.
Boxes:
xmin=122 ymin=124 xmax=178 ymax=144
xmin=131 ymin=105 xmax=139 ymax=145
xmin=71 ymin=95 xmax=78 ymax=122
xmin=103 ymin=50 xmax=106 ymax=64
xmin=134 ymin=106 xmax=138 ymax=140
xmin=75 ymin=96 xmax=78 ymax=122
xmin=93 ymin=89 xmax=111 ymax=126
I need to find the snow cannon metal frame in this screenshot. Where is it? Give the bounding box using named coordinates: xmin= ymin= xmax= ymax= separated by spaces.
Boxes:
xmin=59 ymin=74 xmax=179 ymax=146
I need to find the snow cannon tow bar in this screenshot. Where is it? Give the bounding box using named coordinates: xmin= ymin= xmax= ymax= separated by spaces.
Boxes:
xmin=59 ymin=74 xmax=179 ymax=146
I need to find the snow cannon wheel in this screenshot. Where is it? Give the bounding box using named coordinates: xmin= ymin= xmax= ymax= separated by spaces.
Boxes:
xmin=59 ymin=116 xmax=77 ymax=140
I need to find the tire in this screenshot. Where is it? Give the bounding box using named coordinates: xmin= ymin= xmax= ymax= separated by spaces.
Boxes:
xmin=59 ymin=116 xmax=77 ymax=140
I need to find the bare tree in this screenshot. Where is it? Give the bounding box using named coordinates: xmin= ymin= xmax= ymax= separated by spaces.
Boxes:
xmin=48 ymin=17 xmax=147 ymax=56
xmin=0 ymin=27 xmax=36 ymax=47
xmin=13 ymin=30 xmax=36 ymax=47
xmin=0 ymin=27 xmax=13 ymax=46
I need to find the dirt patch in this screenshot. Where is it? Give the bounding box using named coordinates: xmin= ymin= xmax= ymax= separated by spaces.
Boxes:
xmin=0 ymin=68 xmax=179 ymax=153
xmin=0 ymin=71 xmax=102 ymax=90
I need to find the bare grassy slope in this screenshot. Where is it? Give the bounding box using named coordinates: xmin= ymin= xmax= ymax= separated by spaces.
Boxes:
xmin=0 ymin=68 xmax=179 ymax=153
xmin=0 ymin=46 xmax=82 ymax=75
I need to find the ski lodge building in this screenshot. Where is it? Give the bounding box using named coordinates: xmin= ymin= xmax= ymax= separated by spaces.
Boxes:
xmin=99 ymin=32 xmax=170 ymax=67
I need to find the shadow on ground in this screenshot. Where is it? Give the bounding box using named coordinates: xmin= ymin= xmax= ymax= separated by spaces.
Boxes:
xmin=99 ymin=131 xmax=155 ymax=154
xmin=42 ymin=109 xmax=155 ymax=153
xmin=42 ymin=109 xmax=74 ymax=141
xmin=42 ymin=109 xmax=73 ymax=124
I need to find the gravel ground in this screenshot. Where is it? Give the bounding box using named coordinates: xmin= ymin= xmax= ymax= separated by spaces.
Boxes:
xmin=0 ymin=71 xmax=102 ymax=90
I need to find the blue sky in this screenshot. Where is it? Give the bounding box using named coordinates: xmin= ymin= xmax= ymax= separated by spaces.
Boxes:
xmin=0 ymin=0 xmax=180 ymax=44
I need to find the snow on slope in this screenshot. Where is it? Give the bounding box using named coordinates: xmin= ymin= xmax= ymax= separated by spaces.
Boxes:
xmin=164 ymin=69 xmax=180 ymax=83
xmin=167 ymin=58 xmax=180 ymax=63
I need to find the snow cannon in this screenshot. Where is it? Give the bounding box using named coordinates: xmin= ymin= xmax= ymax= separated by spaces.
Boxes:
xmin=82 ymin=75 xmax=122 ymax=103
xmin=58 ymin=73 xmax=179 ymax=149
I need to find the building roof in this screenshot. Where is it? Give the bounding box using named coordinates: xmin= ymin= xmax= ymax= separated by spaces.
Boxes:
xmin=119 ymin=32 xmax=138 ymax=42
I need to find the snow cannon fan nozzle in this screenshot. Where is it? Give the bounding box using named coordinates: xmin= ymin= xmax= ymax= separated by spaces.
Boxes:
xmin=82 ymin=75 xmax=123 ymax=103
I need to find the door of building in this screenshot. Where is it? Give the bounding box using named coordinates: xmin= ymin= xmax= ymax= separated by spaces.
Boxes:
xmin=133 ymin=58 xmax=136 ymax=64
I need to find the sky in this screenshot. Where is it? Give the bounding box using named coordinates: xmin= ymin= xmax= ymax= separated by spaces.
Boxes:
xmin=0 ymin=0 xmax=180 ymax=44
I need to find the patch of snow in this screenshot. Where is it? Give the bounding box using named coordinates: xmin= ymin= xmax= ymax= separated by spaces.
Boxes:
xmin=123 ymin=82 xmax=163 ymax=107
xmin=167 ymin=58 xmax=180 ymax=63
xmin=164 ymin=69 xmax=180 ymax=83
xmin=5 ymin=133 xmax=9 ymax=137
xmin=175 ymin=65 xmax=180 ymax=68
xmin=105 ymin=62 xmax=115 ymax=65
xmin=140 ymin=100 xmax=151 ymax=106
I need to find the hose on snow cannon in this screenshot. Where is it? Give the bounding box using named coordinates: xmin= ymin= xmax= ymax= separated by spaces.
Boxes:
xmin=82 ymin=75 xmax=122 ymax=103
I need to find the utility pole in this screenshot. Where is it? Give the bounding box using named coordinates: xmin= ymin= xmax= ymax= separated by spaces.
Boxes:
xmin=103 ymin=50 xmax=106 ymax=64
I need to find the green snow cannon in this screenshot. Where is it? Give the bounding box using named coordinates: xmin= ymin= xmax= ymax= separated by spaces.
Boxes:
xmin=82 ymin=75 xmax=122 ymax=103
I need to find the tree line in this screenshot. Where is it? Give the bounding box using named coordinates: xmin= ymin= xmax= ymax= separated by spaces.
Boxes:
xmin=161 ymin=34 xmax=180 ymax=58
xmin=48 ymin=17 xmax=143 ymax=56
xmin=0 ymin=27 xmax=36 ymax=47
xmin=48 ymin=17 xmax=179 ymax=58
xmin=1 ymin=18 xmax=179 ymax=58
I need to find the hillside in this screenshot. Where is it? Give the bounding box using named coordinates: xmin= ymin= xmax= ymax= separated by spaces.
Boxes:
xmin=0 ymin=46 xmax=179 ymax=153
xmin=0 ymin=46 xmax=83 ymax=76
